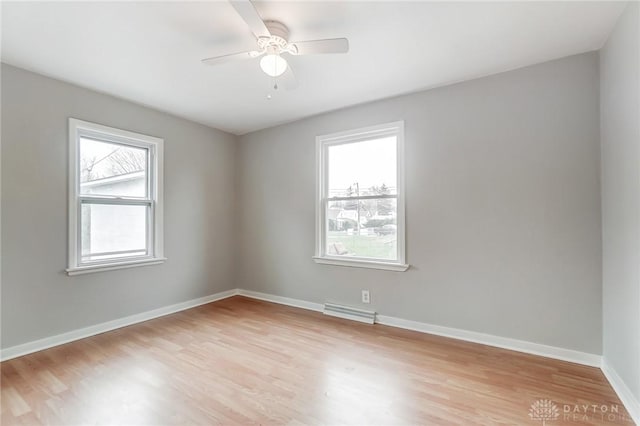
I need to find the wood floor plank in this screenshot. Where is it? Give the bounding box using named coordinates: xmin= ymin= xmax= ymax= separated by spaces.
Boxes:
xmin=0 ymin=296 xmax=633 ymax=425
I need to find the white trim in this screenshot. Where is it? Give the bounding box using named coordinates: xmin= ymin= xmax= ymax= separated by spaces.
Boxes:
xmin=2 ymin=287 xmax=630 ymax=413
xmin=318 ymin=122 xmax=402 ymax=144
xmin=66 ymin=257 xmax=167 ymax=276
xmin=0 ymin=289 xmax=238 ymax=362
xmin=67 ymin=118 xmax=165 ymax=274
xmin=315 ymin=134 xmax=322 ymax=264
xmin=68 ymin=119 xmax=79 ymax=270
xmin=237 ymin=289 xmax=601 ymax=367
xmin=315 ymin=121 xmax=407 ymax=270
xmin=312 ymin=256 xmax=409 ymax=271
xmin=154 ymin=134 xmax=164 ymax=262
xmin=375 ymin=314 xmax=602 ymax=367
xmin=0 ymin=287 xmax=603 ymax=369
xmin=601 ymin=358 xmax=640 ymax=425
xmin=396 ymin=122 xmax=406 ymax=265
xmin=237 ymin=289 xmax=324 ymax=312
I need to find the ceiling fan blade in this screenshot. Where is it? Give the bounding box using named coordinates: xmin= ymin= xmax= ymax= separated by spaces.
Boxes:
xmin=290 ymin=38 xmax=349 ymax=55
xmin=278 ymin=65 xmax=298 ymax=90
xmin=230 ymin=0 xmax=271 ymax=39
xmin=202 ymin=50 xmax=262 ymax=66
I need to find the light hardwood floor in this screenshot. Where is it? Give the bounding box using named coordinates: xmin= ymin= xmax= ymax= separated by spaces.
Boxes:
xmin=1 ymin=296 xmax=633 ymax=425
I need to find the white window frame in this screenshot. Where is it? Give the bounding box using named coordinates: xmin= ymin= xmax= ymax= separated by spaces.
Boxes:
xmin=66 ymin=118 xmax=165 ymax=276
xmin=313 ymin=121 xmax=408 ymax=272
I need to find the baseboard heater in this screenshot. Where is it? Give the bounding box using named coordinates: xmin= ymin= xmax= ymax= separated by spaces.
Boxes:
xmin=323 ymin=303 xmax=376 ymax=324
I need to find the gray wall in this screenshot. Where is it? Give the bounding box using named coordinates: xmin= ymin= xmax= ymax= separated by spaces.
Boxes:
xmin=1 ymin=51 xmax=607 ymax=358
xmin=1 ymin=64 xmax=237 ymax=349
xmin=237 ymin=53 xmax=603 ymax=354
xmin=600 ymin=2 xmax=640 ymax=400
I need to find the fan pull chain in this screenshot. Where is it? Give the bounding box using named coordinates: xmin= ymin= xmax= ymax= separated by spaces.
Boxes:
xmin=267 ymin=74 xmax=279 ymax=100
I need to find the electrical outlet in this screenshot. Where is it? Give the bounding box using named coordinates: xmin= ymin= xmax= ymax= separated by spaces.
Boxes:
xmin=361 ymin=290 xmax=370 ymax=304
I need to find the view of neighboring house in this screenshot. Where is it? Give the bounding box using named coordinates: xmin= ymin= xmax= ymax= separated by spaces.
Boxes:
xmin=80 ymin=167 xmax=147 ymax=261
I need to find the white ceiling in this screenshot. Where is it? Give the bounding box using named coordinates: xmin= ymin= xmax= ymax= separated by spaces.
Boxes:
xmin=1 ymin=1 xmax=627 ymax=135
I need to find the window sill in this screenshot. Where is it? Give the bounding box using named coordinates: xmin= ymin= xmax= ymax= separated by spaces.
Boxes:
xmin=312 ymin=256 xmax=409 ymax=272
xmin=66 ymin=257 xmax=167 ymax=276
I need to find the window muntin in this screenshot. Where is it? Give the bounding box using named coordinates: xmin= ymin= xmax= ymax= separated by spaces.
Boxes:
xmin=316 ymin=122 xmax=406 ymax=270
xmin=68 ymin=119 xmax=164 ymax=274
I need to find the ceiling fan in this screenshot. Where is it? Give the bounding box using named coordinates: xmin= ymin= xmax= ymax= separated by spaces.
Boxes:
xmin=202 ymin=0 xmax=349 ymax=89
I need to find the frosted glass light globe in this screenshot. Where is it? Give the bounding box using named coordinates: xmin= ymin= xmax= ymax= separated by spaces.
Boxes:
xmin=260 ymin=54 xmax=288 ymax=77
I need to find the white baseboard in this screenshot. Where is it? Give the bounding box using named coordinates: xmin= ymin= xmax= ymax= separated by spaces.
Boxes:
xmin=237 ymin=289 xmax=324 ymax=312
xmin=2 ymin=287 xmax=603 ymax=369
xmin=3 ymin=286 xmax=631 ymax=421
xmin=602 ymin=358 xmax=640 ymax=425
xmin=237 ymin=290 xmax=601 ymax=368
xmin=0 ymin=288 xmax=239 ymax=361
xmin=375 ymin=314 xmax=602 ymax=367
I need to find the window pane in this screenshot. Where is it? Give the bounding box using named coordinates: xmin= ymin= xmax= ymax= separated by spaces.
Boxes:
xmin=327 ymin=137 xmax=396 ymax=198
xmin=81 ymin=203 xmax=148 ymax=262
xmin=80 ymin=137 xmax=148 ymax=198
xmin=326 ymin=198 xmax=397 ymax=260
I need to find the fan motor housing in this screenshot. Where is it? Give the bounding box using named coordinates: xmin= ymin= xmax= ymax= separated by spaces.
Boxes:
xmin=264 ymin=20 xmax=289 ymax=41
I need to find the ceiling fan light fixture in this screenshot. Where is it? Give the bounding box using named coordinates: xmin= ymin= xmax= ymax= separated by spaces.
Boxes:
xmin=260 ymin=54 xmax=287 ymax=77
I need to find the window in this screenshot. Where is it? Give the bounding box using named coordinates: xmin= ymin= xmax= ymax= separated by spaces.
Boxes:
xmin=67 ymin=119 xmax=165 ymax=275
xmin=314 ymin=121 xmax=408 ymax=271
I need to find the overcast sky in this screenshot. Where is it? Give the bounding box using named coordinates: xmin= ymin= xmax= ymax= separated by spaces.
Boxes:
xmin=328 ymin=136 xmax=397 ymax=196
